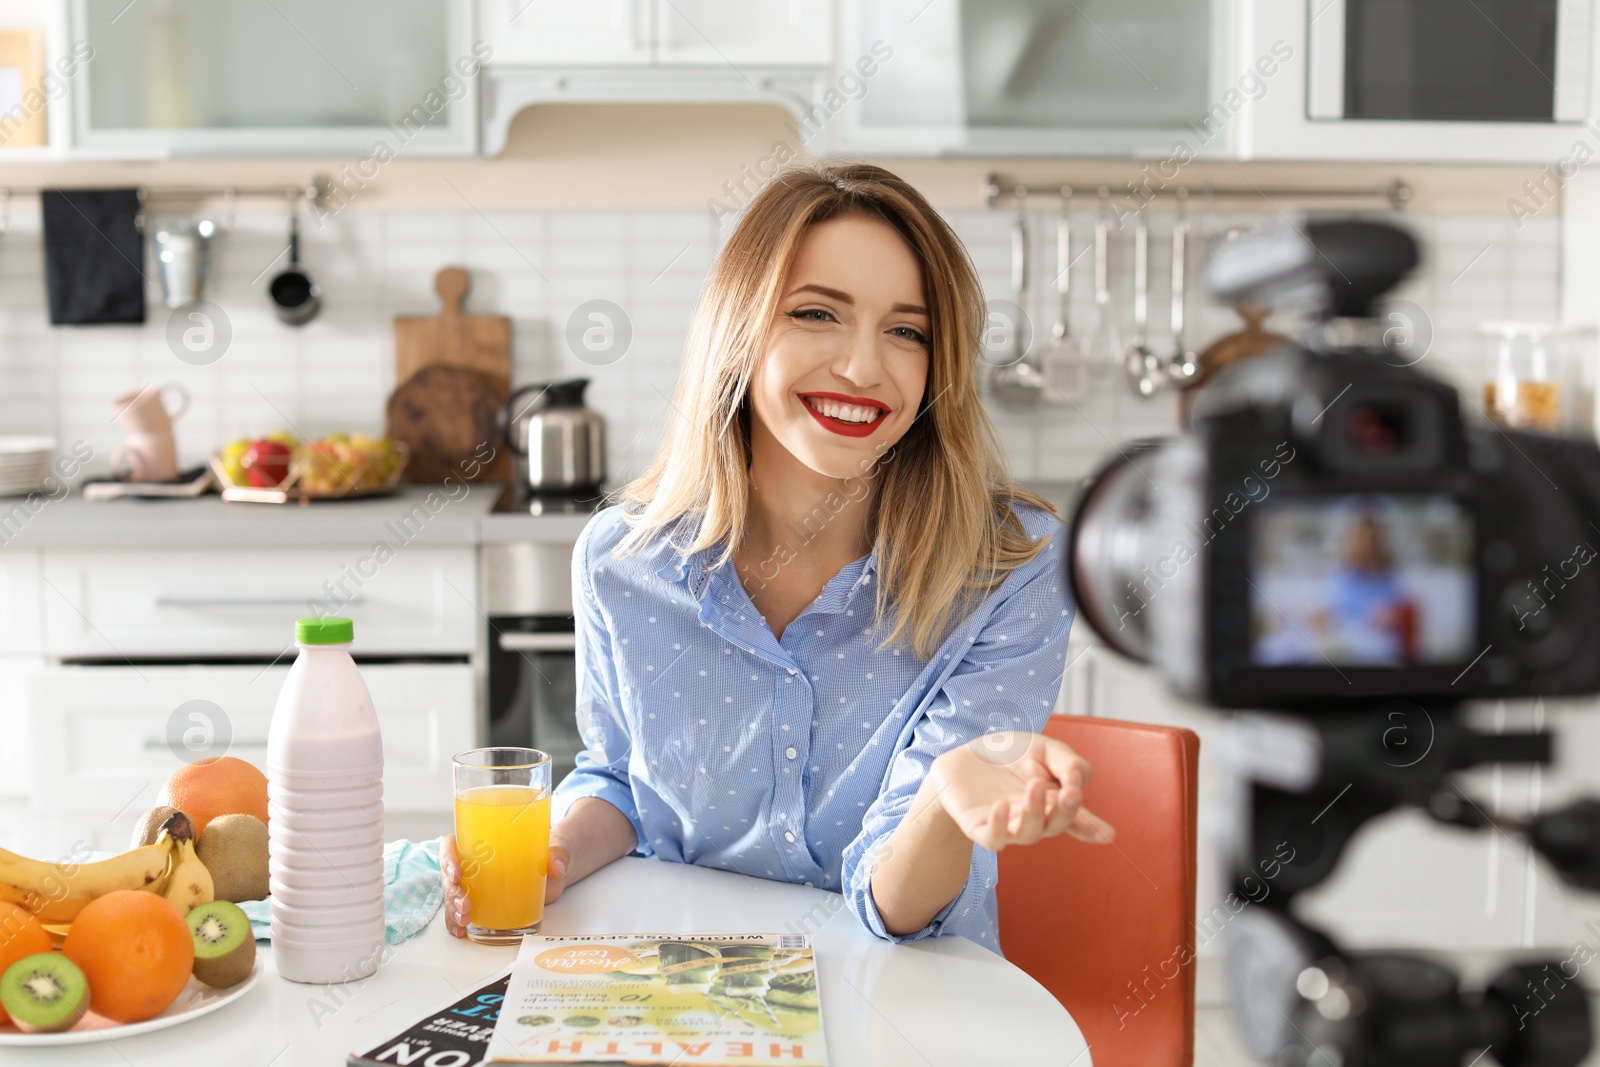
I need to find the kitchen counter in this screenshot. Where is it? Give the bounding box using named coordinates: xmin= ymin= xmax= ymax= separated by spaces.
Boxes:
xmin=0 ymin=486 xmax=512 ymax=549
xmin=0 ymin=479 xmax=1082 ymax=551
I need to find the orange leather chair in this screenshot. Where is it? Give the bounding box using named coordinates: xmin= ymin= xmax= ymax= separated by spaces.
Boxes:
xmin=998 ymin=715 xmax=1201 ymax=1067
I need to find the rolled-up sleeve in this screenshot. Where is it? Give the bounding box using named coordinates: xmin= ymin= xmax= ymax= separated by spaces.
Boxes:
xmin=841 ymin=528 xmax=1074 ymax=948
xmin=550 ymin=515 xmax=647 ymax=853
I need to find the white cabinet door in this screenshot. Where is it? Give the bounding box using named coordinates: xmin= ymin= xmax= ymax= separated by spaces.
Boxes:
xmin=27 ymin=663 xmax=475 ymax=855
xmin=41 ymin=547 xmax=475 ymax=658
xmin=482 ymin=0 xmax=653 ymax=65
xmin=655 ymin=0 xmax=831 ymax=67
xmin=0 ymin=550 xmax=42 ymax=656
xmin=0 ymin=658 xmax=39 ymax=800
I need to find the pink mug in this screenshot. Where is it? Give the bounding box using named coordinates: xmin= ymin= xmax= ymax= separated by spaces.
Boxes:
xmin=112 ymin=383 xmax=189 ymax=437
xmin=112 ymin=432 xmax=179 ymax=482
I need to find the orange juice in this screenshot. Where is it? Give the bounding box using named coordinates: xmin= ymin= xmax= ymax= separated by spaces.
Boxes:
xmin=454 ymin=785 xmax=551 ymax=932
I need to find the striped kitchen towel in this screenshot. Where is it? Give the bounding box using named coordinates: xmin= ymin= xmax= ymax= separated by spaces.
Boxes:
xmin=239 ymin=837 xmax=444 ymax=945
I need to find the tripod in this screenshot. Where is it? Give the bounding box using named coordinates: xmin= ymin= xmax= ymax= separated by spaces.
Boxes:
xmin=1218 ymin=704 xmax=1600 ymax=1067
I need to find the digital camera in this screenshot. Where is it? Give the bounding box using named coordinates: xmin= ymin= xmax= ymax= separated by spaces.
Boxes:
xmin=1069 ymin=220 xmax=1600 ymax=710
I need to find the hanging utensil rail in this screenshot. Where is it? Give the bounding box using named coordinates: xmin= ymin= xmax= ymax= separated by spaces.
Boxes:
xmin=0 ymin=175 xmax=334 ymax=210
xmin=983 ymin=174 xmax=1411 ymax=212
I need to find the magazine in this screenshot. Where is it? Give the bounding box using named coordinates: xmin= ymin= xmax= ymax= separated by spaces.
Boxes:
xmin=348 ymin=966 xmax=512 ymax=1067
xmin=486 ymin=932 xmax=826 ymax=1066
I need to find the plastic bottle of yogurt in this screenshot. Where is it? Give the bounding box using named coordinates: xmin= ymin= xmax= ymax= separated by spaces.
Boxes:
xmin=266 ymin=617 xmax=386 ymax=984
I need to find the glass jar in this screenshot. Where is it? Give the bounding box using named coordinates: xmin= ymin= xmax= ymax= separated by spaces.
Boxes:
xmin=1479 ymin=322 xmax=1591 ymax=433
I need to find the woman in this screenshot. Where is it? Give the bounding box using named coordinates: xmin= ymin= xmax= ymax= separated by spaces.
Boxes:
xmin=443 ymin=163 xmax=1113 ymax=954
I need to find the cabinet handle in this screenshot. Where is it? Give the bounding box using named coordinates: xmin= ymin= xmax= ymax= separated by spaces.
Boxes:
xmin=154 ymin=596 xmax=366 ymax=607
xmin=498 ymin=632 xmax=577 ymax=653
xmin=144 ymin=738 xmax=268 ymax=750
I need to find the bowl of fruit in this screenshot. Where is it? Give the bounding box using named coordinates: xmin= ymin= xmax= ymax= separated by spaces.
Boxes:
xmin=212 ymin=433 xmax=407 ymax=504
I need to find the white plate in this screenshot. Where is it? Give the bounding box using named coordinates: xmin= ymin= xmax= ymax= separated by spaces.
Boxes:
xmin=0 ymin=958 xmax=262 ymax=1046
xmin=0 ymin=436 xmax=54 ymax=454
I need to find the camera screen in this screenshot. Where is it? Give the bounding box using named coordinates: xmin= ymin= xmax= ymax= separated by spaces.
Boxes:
xmin=1249 ymin=495 xmax=1476 ymax=667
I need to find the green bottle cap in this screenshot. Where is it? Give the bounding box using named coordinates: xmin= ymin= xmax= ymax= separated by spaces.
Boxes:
xmin=296 ymin=617 xmax=354 ymax=645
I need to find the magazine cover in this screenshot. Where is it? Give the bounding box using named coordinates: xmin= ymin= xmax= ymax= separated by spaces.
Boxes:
xmin=348 ymin=967 xmax=512 ymax=1067
xmin=486 ymin=932 xmax=826 ymax=1066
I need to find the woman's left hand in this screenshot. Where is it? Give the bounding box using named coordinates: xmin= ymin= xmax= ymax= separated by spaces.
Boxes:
xmin=928 ymin=731 xmax=1116 ymax=852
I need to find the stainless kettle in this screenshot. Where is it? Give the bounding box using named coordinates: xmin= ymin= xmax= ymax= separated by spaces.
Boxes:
xmin=500 ymin=378 xmax=606 ymax=493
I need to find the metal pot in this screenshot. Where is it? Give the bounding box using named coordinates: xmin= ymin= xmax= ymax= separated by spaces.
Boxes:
xmin=267 ymin=211 xmax=320 ymax=327
xmin=500 ymin=378 xmax=606 ymax=493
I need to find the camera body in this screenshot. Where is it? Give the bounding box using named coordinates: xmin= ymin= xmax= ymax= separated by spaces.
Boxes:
xmin=1071 ymin=225 xmax=1600 ymax=711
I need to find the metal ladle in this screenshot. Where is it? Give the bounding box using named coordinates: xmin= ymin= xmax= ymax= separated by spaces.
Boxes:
xmin=1040 ymin=186 xmax=1088 ymax=400
xmin=991 ymin=188 xmax=1046 ymax=408
xmin=1085 ymin=187 xmax=1120 ymax=387
xmin=1124 ymin=204 xmax=1164 ymax=398
xmin=1164 ymin=191 xmax=1199 ymax=386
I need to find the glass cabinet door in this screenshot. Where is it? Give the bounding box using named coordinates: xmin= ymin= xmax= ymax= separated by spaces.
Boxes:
xmin=843 ymin=0 xmax=1226 ymax=156
xmin=72 ymin=0 xmax=474 ymax=155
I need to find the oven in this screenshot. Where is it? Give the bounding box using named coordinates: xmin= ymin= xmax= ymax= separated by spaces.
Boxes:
xmin=1308 ymin=0 xmax=1593 ymax=124
xmin=484 ymin=540 xmax=585 ymax=785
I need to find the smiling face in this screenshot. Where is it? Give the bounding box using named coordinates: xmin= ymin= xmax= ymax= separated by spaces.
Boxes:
xmin=746 ymin=213 xmax=932 ymax=481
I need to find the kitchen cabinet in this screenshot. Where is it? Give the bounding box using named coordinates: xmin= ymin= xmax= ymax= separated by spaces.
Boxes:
xmin=26 ymin=663 xmax=474 ymax=856
xmin=480 ymin=0 xmax=652 ymax=66
xmin=476 ymin=0 xmax=832 ymax=155
xmin=835 ymin=0 xmax=1235 ymax=157
xmin=480 ymin=0 xmax=830 ymax=68
xmin=67 ymin=0 xmax=476 ymax=156
xmin=655 ymin=0 xmax=832 ymax=67
xmin=0 ymin=549 xmax=42 ymax=656
xmin=40 ymin=547 xmax=476 ymax=658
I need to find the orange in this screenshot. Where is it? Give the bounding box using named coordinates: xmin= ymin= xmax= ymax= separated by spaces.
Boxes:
xmin=160 ymin=757 xmax=269 ymax=837
xmin=0 ymin=903 xmax=51 ymax=1025
xmin=63 ymin=890 xmax=195 ymax=1023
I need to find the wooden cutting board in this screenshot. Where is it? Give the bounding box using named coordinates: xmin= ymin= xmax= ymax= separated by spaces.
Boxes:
xmin=391 ymin=267 xmax=511 ymax=483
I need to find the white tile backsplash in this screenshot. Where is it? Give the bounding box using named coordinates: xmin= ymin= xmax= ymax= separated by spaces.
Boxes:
xmin=0 ymin=204 xmax=1563 ymax=488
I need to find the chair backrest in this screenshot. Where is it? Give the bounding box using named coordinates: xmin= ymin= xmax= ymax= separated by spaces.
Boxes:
xmin=997 ymin=715 xmax=1200 ymax=1067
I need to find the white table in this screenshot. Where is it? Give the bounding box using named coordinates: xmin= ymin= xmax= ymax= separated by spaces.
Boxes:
xmin=2 ymin=857 xmax=1090 ymax=1066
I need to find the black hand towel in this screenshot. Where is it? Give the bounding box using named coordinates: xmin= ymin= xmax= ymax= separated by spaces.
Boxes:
xmin=41 ymin=188 xmax=147 ymax=325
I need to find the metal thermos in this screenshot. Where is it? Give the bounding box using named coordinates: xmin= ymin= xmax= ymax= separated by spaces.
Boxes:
xmin=501 ymin=378 xmax=606 ymax=493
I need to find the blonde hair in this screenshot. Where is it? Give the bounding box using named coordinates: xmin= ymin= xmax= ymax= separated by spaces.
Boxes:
xmin=614 ymin=162 xmax=1056 ymax=659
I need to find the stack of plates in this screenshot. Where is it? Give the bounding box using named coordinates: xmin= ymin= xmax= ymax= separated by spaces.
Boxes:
xmin=0 ymin=437 xmax=55 ymax=496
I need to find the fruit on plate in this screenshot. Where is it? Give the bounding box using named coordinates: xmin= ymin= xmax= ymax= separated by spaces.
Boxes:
xmin=241 ymin=438 xmax=293 ymax=488
xmin=186 ymin=901 xmax=256 ymax=989
xmin=0 ymin=953 xmax=89 ymax=1033
xmin=195 ymin=814 xmax=268 ymax=904
xmin=0 ymin=816 xmax=190 ymax=925
xmin=299 ymin=433 xmax=403 ymax=495
xmin=64 ymin=890 xmax=196 ymax=1024
xmin=161 ymin=818 xmax=214 ymax=916
xmin=159 ymin=756 xmax=269 ymax=837
xmin=131 ymin=804 xmax=182 ymax=849
xmin=0 ymin=904 xmax=51 ymax=1026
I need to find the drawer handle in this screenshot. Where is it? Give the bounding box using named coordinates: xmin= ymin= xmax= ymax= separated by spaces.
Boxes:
xmin=498 ymin=632 xmax=576 ymax=653
xmin=154 ymin=596 xmax=367 ymax=608
xmin=144 ymin=738 xmax=268 ymax=750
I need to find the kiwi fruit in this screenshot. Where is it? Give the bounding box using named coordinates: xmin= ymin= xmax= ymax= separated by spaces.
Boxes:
xmin=195 ymin=814 xmax=269 ymax=903
xmin=186 ymin=901 xmax=256 ymax=990
xmin=0 ymin=953 xmax=89 ymax=1033
xmin=131 ymin=805 xmax=182 ymax=849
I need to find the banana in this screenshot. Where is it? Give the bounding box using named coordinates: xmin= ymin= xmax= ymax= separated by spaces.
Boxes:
xmin=160 ymin=821 xmax=213 ymax=917
xmin=0 ymin=818 xmax=182 ymax=924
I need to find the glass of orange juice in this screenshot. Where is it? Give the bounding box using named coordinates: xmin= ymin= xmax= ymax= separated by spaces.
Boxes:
xmin=452 ymin=747 xmax=552 ymax=946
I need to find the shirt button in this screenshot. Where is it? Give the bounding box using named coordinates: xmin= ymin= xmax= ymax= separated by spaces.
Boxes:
xmin=785 ymin=746 xmax=797 ymax=759
xmin=784 ymin=832 xmax=795 ymax=842
xmin=804 ymin=881 xmax=813 ymax=888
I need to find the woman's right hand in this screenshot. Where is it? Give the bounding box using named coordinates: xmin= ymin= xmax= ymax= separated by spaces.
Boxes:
xmin=440 ymin=831 xmax=574 ymax=940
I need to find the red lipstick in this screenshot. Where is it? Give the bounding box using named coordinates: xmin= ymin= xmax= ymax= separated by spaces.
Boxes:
xmin=798 ymin=392 xmax=890 ymax=438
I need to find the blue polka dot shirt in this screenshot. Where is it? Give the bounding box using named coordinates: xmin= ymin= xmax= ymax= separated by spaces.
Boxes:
xmin=551 ymin=501 xmax=1074 ymax=954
